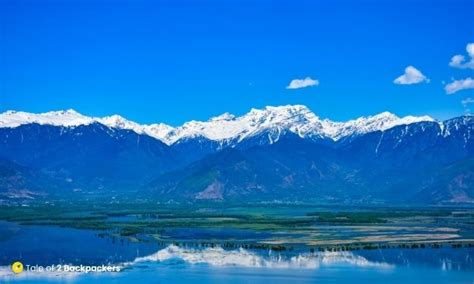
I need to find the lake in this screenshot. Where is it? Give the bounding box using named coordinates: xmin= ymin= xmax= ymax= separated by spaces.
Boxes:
xmin=0 ymin=221 xmax=473 ymax=283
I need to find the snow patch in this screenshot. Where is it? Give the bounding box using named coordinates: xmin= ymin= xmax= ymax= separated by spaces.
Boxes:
xmin=0 ymin=106 xmax=437 ymax=145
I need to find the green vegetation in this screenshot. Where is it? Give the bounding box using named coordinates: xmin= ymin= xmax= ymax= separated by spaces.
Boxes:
xmin=306 ymin=210 xmax=452 ymax=223
xmin=0 ymin=202 xmax=473 ymax=251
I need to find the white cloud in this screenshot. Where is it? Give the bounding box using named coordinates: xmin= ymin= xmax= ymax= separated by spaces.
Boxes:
xmin=462 ymin=97 xmax=474 ymax=107
xmin=445 ymin=77 xmax=474 ymax=94
xmin=393 ymin=66 xmax=429 ymax=85
xmin=449 ymin=43 xmax=474 ymax=69
xmin=286 ymin=77 xmax=319 ymax=89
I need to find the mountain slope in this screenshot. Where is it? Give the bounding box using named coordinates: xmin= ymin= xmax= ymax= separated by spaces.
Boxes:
xmin=0 ymin=158 xmax=65 ymax=200
xmin=0 ymin=123 xmax=176 ymax=192
xmin=147 ymin=136 xmax=353 ymax=201
xmin=146 ymin=117 xmax=474 ymax=204
xmin=0 ymin=107 xmax=472 ymax=204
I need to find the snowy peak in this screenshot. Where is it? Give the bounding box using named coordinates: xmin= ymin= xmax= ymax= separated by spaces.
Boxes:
xmin=329 ymin=112 xmax=436 ymax=140
xmin=157 ymin=105 xmax=322 ymax=145
xmin=140 ymin=106 xmax=436 ymax=145
xmin=247 ymin=105 xmax=318 ymax=124
xmin=0 ymin=109 xmax=175 ymax=142
xmin=210 ymin=113 xmax=236 ymax=122
xmin=0 ymin=106 xmax=438 ymax=145
xmin=144 ymin=123 xmax=175 ymax=140
xmin=97 ymin=115 xmax=146 ymax=135
xmin=0 ymin=109 xmax=95 ymax=127
xmin=97 ymin=115 xmax=175 ymax=142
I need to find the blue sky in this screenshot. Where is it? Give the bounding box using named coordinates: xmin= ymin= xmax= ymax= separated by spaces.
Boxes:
xmin=1 ymin=0 xmax=473 ymax=125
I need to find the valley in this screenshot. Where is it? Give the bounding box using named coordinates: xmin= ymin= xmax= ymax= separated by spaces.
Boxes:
xmin=1 ymin=202 xmax=473 ymax=256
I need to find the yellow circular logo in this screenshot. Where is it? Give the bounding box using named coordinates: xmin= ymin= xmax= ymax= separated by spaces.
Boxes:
xmin=11 ymin=261 xmax=24 ymax=274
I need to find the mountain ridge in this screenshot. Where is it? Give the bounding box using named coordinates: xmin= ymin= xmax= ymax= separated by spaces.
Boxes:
xmin=0 ymin=107 xmax=472 ymax=204
xmin=0 ymin=105 xmax=438 ymax=146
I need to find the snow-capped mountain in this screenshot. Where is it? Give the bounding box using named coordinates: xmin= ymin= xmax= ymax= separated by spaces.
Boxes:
xmin=324 ymin=111 xmax=435 ymax=140
xmin=0 ymin=107 xmax=472 ymax=204
xmin=97 ymin=115 xmax=173 ymax=141
xmin=0 ymin=109 xmax=173 ymax=142
xmin=0 ymin=109 xmax=95 ymax=127
xmin=123 ymin=105 xmax=435 ymax=145
xmin=0 ymin=105 xmax=435 ymax=146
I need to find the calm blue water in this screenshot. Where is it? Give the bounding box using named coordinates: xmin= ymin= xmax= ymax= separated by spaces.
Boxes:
xmin=81 ymin=265 xmax=474 ymax=284
xmin=0 ymin=221 xmax=473 ymax=283
xmin=3 ymin=261 xmax=473 ymax=284
xmin=0 ymin=221 xmax=159 ymax=265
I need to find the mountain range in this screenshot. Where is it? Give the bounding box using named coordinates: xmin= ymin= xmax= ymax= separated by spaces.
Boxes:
xmin=0 ymin=105 xmax=472 ymax=204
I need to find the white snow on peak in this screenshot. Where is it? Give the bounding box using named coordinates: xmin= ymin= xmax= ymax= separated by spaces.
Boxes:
xmin=97 ymin=115 xmax=144 ymax=133
xmin=0 ymin=106 xmax=436 ymax=145
xmin=0 ymin=109 xmax=95 ymax=127
xmin=148 ymin=105 xmax=436 ymax=145
xmin=143 ymin=123 xmax=175 ymax=141
xmin=210 ymin=113 xmax=236 ymax=122
xmin=0 ymin=109 xmax=174 ymax=142
xmin=158 ymin=105 xmax=322 ymax=145
xmin=96 ymin=115 xmax=174 ymax=141
xmin=326 ymin=112 xmax=436 ymax=140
